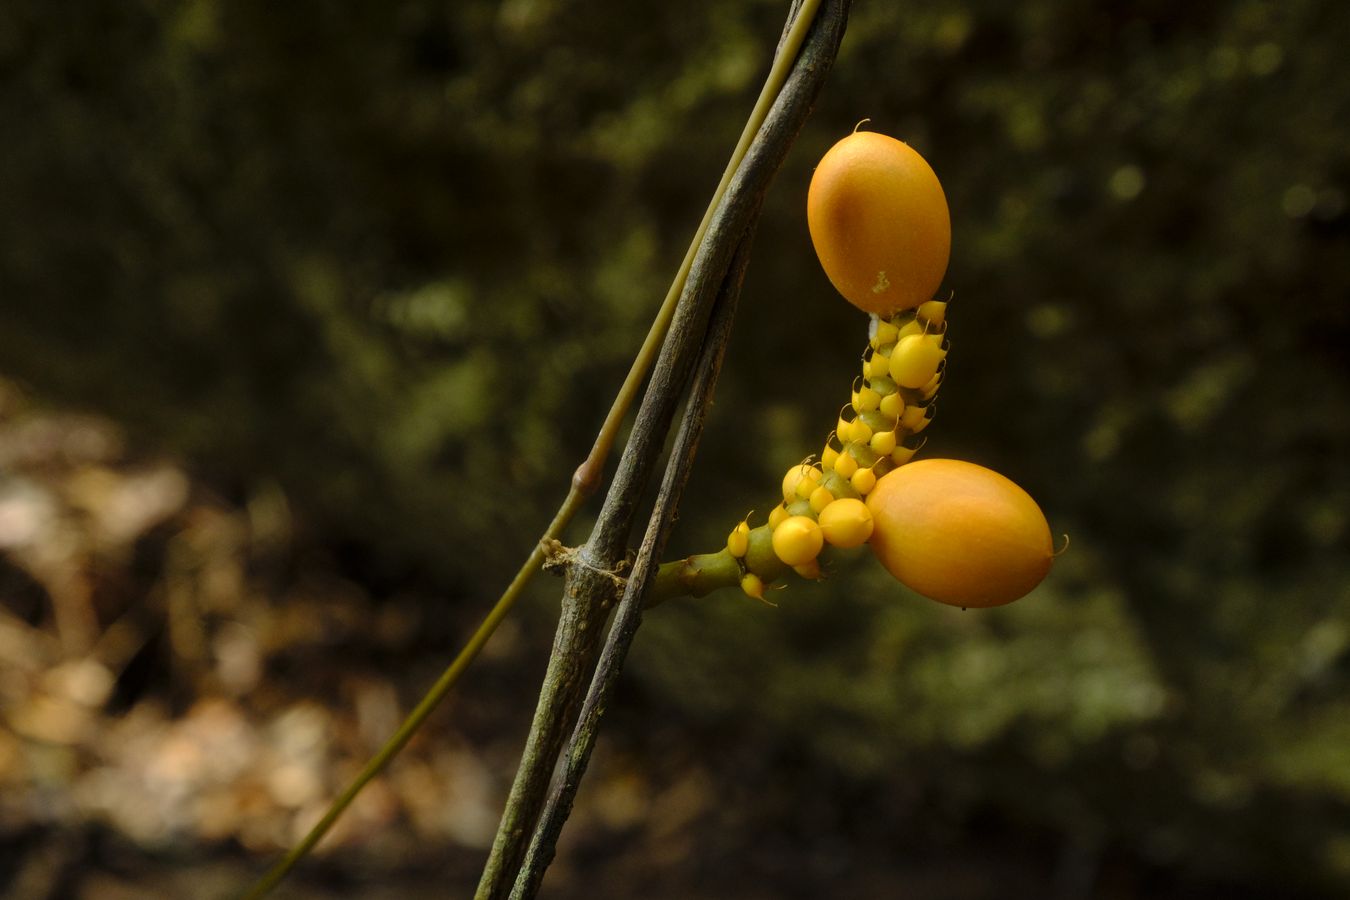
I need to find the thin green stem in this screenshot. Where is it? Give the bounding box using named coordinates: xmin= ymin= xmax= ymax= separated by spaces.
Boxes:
xmin=477 ymin=3 xmax=837 ymax=896
xmin=243 ymin=2 xmax=834 ymax=896
xmin=573 ymin=0 xmax=818 ymax=498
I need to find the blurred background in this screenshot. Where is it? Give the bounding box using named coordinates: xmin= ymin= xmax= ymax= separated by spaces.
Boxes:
xmin=2 ymin=0 xmax=1347 ymax=897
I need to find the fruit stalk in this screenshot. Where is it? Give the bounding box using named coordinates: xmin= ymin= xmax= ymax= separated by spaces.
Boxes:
xmin=648 ymin=300 xmax=949 ymax=604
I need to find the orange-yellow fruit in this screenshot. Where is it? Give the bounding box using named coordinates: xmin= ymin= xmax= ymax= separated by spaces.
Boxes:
xmin=866 ymin=459 xmax=1053 ymax=608
xmin=807 ymin=131 xmax=951 ymax=316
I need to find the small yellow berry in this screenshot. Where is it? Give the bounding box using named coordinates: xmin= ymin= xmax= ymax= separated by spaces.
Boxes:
xmin=873 ymin=319 xmax=900 ymax=347
xmin=727 ymin=520 xmax=750 ymax=557
xmin=818 ymin=498 xmax=875 ymax=548
xmin=768 ymin=503 xmax=790 ymax=530
xmin=771 ymin=515 xmax=824 ymax=567
xmin=854 ymin=385 xmax=882 ymax=413
xmin=740 ymin=572 xmax=768 ymax=601
xmin=897 ymin=318 xmax=926 ymax=339
xmin=782 ymin=464 xmax=818 ymax=502
xmin=850 ymin=465 xmax=878 ymax=495
xmin=888 ymin=333 xmax=947 ymax=389
xmin=920 ymin=371 xmax=943 ymax=399
xmin=782 ymin=463 xmax=822 ymax=502
xmin=879 ymin=392 xmax=904 ymax=420
xmin=891 ymin=443 xmax=919 ymax=465
xmin=870 ymin=429 xmax=897 ymax=456
xmin=833 ymin=451 xmax=858 ymax=479
xmin=917 ymin=299 xmax=947 ymax=327
xmin=900 ymin=403 xmax=932 ymax=433
xmin=821 ymin=443 xmax=840 ymax=470
xmin=850 ymin=418 xmax=874 ymax=444
xmin=809 ymin=484 xmax=835 ymax=514
xmin=867 ymin=352 xmax=891 ymax=379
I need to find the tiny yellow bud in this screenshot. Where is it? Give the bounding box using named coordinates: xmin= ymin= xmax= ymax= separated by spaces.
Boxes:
xmin=917 ymin=299 xmax=948 ymax=327
xmin=889 ymin=333 xmax=947 ymax=389
xmin=793 ymin=559 xmax=823 ymax=580
xmin=833 ymin=450 xmax=858 ymax=479
xmin=854 ymin=386 xmax=882 ymax=413
xmin=740 ymin=572 xmax=767 ymax=601
xmin=867 ymin=352 xmax=891 ymax=379
xmin=818 ymin=498 xmax=875 ymax=548
xmin=727 ymin=520 xmax=751 ymax=557
xmin=771 ymin=515 xmax=824 ymax=567
xmin=870 ymin=429 xmax=897 ymax=456
xmin=768 ymin=503 xmax=790 ymax=530
xmin=900 ymin=403 xmax=932 ymax=434
xmin=809 ymin=484 xmax=835 ymax=514
xmin=879 ymin=392 xmax=904 ymax=420
xmin=783 ymin=463 xmax=822 ymax=502
xmin=920 ymin=370 xmax=943 ymax=399
xmin=873 ymin=319 xmax=900 ymax=347
xmin=891 ymin=444 xmax=919 ymax=465
xmin=850 ymin=465 xmax=878 ymax=495
xmin=851 ymin=418 xmax=874 ymax=444
xmin=897 ymin=318 xmax=926 ymax=339
xmin=821 ymin=443 xmax=840 ymax=470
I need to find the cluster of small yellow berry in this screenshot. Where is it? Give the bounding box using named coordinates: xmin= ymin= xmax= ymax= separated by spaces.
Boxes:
xmin=651 ymin=128 xmax=1056 ymax=611
xmin=729 ymin=299 xmax=949 ymax=601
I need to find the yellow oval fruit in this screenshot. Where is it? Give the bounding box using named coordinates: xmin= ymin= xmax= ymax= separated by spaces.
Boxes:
xmin=866 ymin=459 xmax=1053 ymax=608
xmin=807 ymin=131 xmax=951 ymax=315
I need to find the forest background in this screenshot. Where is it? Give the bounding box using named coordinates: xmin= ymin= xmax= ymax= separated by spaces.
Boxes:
xmin=1 ymin=1 xmax=1347 ymax=897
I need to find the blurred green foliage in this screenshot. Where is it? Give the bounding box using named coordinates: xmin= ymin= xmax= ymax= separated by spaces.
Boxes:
xmin=2 ymin=0 xmax=1348 ymax=892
